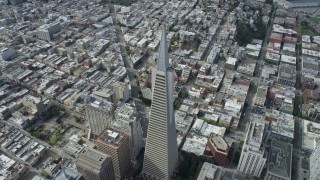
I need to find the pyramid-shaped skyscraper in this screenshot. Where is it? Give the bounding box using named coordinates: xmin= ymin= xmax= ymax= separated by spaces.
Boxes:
xmin=142 ymin=25 xmax=178 ymax=180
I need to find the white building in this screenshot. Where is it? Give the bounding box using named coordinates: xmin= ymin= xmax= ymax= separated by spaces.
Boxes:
xmin=111 ymin=81 xmax=130 ymax=103
xmin=302 ymin=120 xmax=320 ymax=152
xmin=268 ymin=112 xmax=294 ymax=143
xmin=142 ymin=26 xmax=178 ymax=180
xmin=112 ymin=103 xmax=144 ymax=161
xmin=310 ymin=141 xmax=320 ymax=180
xmin=197 ymin=162 xmax=222 ymax=180
xmin=22 ymin=95 xmax=46 ymax=115
xmin=237 ymin=120 xmax=267 ymax=178
xmin=85 ymin=94 xmax=114 ymax=135
xmin=37 ymin=22 xmax=61 ymax=41
xmin=224 ymin=98 xmax=242 ymax=114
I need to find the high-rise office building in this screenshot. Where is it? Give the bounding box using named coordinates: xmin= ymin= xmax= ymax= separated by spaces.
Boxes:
xmin=310 ymin=141 xmax=320 ymax=180
xmin=142 ymin=25 xmax=178 ymax=180
xmin=96 ymin=127 xmax=131 ymax=179
xmin=237 ymin=120 xmax=267 ymax=178
xmin=85 ymin=93 xmax=114 ymax=135
xmin=76 ymin=148 xmax=115 ymax=180
xmin=112 ymin=103 xmax=144 ymax=161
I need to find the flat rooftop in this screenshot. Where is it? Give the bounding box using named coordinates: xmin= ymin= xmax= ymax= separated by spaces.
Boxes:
xmin=78 ymin=148 xmax=109 ymax=165
xmin=97 ymin=128 xmax=126 ymax=147
xmin=211 ymin=135 xmax=228 ymax=151
xmin=267 ymin=140 xmax=292 ymax=179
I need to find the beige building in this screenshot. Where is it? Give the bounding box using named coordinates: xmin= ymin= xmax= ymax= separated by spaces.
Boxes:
xmin=254 ymin=86 xmax=268 ymax=108
xmin=76 ymin=148 xmax=115 ymax=180
xmin=85 ymin=94 xmax=114 ymax=135
xmin=111 ymin=81 xmax=130 ymax=103
xmin=96 ymin=127 xmax=131 ymax=179
xmin=22 ymin=95 xmax=45 ymax=115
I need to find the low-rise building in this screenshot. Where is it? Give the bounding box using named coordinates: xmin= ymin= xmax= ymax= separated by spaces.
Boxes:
xmin=277 ymin=63 xmax=296 ymax=87
xmin=310 ymin=141 xmax=320 ymax=180
xmin=197 ymin=162 xmax=222 ymax=180
xmin=264 ymin=140 xmax=292 ymax=180
xmin=302 ymin=120 xmax=320 ymax=152
xmin=206 ymin=134 xmax=230 ymax=166
xmin=268 ymin=113 xmax=294 ymax=143
xmin=22 ymin=95 xmax=46 ymax=115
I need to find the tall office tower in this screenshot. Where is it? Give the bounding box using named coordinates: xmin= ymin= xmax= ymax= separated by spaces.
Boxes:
xmin=142 ymin=25 xmax=178 ymax=180
xmin=237 ymin=120 xmax=267 ymax=178
xmin=76 ymin=148 xmax=115 ymax=180
xmin=310 ymin=141 xmax=320 ymax=180
xmin=96 ymin=127 xmax=131 ymax=179
xmin=85 ymin=93 xmax=114 ymax=135
xmin=112 ymin=103 xmax=144 ymax=161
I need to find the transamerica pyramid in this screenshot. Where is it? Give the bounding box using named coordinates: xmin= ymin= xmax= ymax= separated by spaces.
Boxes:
xmin=142 ymin=25 xmax=178 ymax=180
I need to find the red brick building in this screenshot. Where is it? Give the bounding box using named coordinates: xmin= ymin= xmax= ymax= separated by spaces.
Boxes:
xmin=206 ymin=134 xmax=230 ymax=166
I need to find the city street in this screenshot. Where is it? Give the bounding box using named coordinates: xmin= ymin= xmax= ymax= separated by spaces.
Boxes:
xmin=240 ymin=7 xmax=276 ymax=133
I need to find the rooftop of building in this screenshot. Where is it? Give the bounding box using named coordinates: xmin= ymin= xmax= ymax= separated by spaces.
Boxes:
xmin=246 ymin=120 xmax=265 ymax=149
xmin=302 ymin=119 xmax=320 ymax=151
xmin=86 ymin=94 xmax=113 ymax=110
xmin=271 ymin=113 xmax=294 ymax=139
xmin=210 ymin=134 xmax=228 ymax=152
xmin=78 ymin=148 xmax=109 ymax=165
xmin=266 ymin=140 xmax=292 ymax=179
xmin=197 ymin=162 xmax=222 ymax=180
xmin=115 ymin=103 xmax=135 ymax=118
xmin=24 ymin=95 xmax=41 ymax=104
xmin=53 ymin=166 xmax=81 ymax=180
xmin=97 ymin=127 xmax=127 ymax=147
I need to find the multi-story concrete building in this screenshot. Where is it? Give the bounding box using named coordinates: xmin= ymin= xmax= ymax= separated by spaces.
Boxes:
xmin=142 ymin=26 xmax=178 ymax=180
xmin=85 ymin=94 xmax=114 ymax=135
xmin=22 ymin=95 xmax=46 ymax=115
xmin=237 ymin=120 xmax=267 ymax=178
xmin=197 ymin=162 xmax=223 ymax=180
xmin=277 ymin=63 xmax=296 ymax=87
xmin=0 ymin=47 xmax=16 ymax=61
xmin=267 ymin=112 xmax=294 ymax=143
xmin=0 ymin=106 xmax=10 ymax=120
xmin=310 ymin=141 xmax=320 ymax=180
xmin=206 ymin=134 xmax=230 ymax=166
xmin=76 ymin=148 xmax=115 ymax=180
xmin=37 ymin=22 xmax=61 ymax=41
xmin=254 ymin=86 xmax=268 ymax=108
xmin=111 ymin=81 xmax=130 ymax=103
xmin=76 ymin=38 xmax=90 ymax=51
xmin=96 ymin=127 xmax=131 ymax=179
xmin=264 ymin=140 xmax=292 ymax=180
xmin=112 ymin=103 xmax=144 ymax=161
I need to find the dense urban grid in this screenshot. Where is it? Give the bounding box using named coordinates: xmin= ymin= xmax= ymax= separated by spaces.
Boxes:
xmin=0 ymin=0 xmax=319 ymax=179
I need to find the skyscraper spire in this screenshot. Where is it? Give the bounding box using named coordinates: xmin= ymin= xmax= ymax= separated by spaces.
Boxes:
xmin=157 ymin=25 xmax=169 ymax=72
